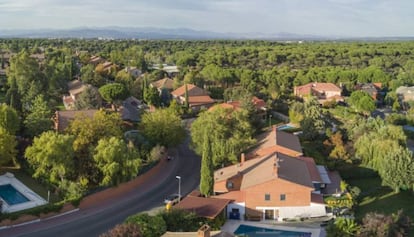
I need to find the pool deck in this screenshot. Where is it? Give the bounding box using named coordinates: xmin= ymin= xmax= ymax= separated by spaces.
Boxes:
xmin=221 ymin=220 xmax=324 ymax=237
xmin=0 ymin=172 xmax=47 ymax=213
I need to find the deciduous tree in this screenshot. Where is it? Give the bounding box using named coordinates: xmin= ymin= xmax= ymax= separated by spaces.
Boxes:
xmin=0 ymin=127 xmax=17 ymax=166
xmin=24 ymin=95 xmax=53 ymax=137
xmin=99 ymin=83 xmax=129 ymax=111
xmin=0 ymin=103 xmax=20 ymax=134
xmin=140 ymin=109 xmax=185 ymax=148
xmin=93 ymin=137 xmax=141 ymax=186
xmin=25 ymin=131 xmax=75 ymax=184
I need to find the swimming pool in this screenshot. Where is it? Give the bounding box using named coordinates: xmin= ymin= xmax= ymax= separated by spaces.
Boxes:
xmin=234 ymin=224 xmax=312 ymax=237
xmin=277 ymin=124 xmax=296 ymax=131
xmin=0 ymin=184 xmax=30 ymax=205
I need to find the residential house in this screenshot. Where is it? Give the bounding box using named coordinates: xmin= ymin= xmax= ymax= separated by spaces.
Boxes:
xmin=120 ymin=96 xmax=141 ymax=123
xmin=213 ymin=152 xmax=327 ymax=221
xmin=294 ymin=82 xmax=343 ymax=104
xmin=54 ymin=110 xmax=98 ymax=132
xmin=248 ymin=127 xmax=303 ymax=158
xmin=151 ymin=64 xmax=179 ymax=77
xmin=171 ymin=84 xmax=215 ymax=111
xmin=150 ymin=77 xmax=175 ymax=92
xmin=208 ymin=96 xmax=267 ymax=118
xmin=396 ymin=86 xmax=414 ymax=102
xmin=124 ymin=66 xmax=142 ymax=78
xmin=62 ymin=80 xmax=97 ymax=110
xmin=355 ymin=83 xmax=383 ymax=104
xmin=89 ymin=55 xmax=105 ymax=66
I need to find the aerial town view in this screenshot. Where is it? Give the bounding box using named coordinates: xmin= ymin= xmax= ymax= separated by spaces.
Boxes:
xmin=0 ymin=1 xmax=413 ymax=237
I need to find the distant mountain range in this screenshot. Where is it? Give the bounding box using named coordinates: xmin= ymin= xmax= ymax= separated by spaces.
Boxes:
xmin=0 ymin=27 xmax=413 ymax=41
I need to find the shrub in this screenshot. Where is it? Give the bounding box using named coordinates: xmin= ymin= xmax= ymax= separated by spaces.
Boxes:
xmin=100 ymin=223 xmax=142 ymax=237
xmin=161 ymin=209 xmax=201 ymax=232
xmin=125 ymin=213 xmax=166 ymax=237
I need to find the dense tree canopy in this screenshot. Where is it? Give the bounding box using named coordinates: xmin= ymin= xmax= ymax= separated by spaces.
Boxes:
xmin=0 ymin=127 xmax=17 ymax=166
xmin=191 ymin=107 xmax=255 ymax=167
xmin=93 ymin=137 xmax=141 ymax=186
xmin=0 ymin=103 xmax=20 ymax=134
xmin=348 ymin=91 xmax=376 ymax=115
xmin=24 ymin=95 xmax=53 ymax=137
xmin=99 ymin=83 xmax=129 ymax=110
xmin=140 ymin=108 xmax=185 ymax=148
xmin=25 ymin=131 xmax=75 ymax=184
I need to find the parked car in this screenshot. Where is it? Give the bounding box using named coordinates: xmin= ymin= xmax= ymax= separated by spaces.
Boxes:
xmin=164 ymin=194 xmax=181 ymax=205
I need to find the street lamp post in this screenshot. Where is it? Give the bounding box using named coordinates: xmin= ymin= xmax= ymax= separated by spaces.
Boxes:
xmin=176 ymin=176 xmax=181 ymax=202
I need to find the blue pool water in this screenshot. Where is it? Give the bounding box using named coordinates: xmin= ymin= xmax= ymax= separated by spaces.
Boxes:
xmin=234 ymin=224 xmax=312 ymax=237
xmin=0 ymin=184 xmax=30 ymax=205
xmin=277 ymin=124 xmax=296 ymax=131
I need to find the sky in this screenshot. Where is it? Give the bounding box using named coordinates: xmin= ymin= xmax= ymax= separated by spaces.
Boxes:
xmin=0 ymin=0 xmax=413 ymax=37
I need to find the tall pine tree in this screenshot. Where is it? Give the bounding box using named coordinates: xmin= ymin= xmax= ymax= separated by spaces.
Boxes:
xmin=200 ymin=131 xmax=214 ymax=197
xmin=184 ymin=83 xmax=189 ymax=109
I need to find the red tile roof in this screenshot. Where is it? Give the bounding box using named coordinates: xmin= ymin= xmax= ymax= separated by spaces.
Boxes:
xmin=295 ymin=82 xmax=341 ymax=96
xmin=171 ymin=84 xmax=209 ymax=97
xmin=214 ymin=191 xmax=246 ymax=203
xmin=208 ymin=97 xmax=265 ymax=112
xmin=151 ymin=78 xmax=175 ymax=90
xmin=297 ymin=157 xmax=322 ymax=183
xmin=214 ymin=152 xmax=314 ymax=191
xmin=174 ymin=196 xmax=231 ymax=219
xmin=54 ymin=110 xmax=98 ymax=132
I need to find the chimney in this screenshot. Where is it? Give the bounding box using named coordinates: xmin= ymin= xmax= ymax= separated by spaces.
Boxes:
xmin=240 ymin=153 xmax=245 ymax=165
xmin=198 ymin=224 xmax=211 ymax=237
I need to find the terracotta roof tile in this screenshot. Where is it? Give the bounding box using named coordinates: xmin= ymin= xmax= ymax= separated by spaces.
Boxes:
xmin=214 ymin=191 xmax=245 ymax=203
xmin=151 ymin=78 xmax=175 ymax=90
xmin=174 ymin=196 xmax=231 ymax=219
xmin=55 ymin=110 xmax=98 ymax=132
xmin=297 ymin=157 xmax=322 ymax=183
xmin=171 ymin=84 xmax=209 ymax=97
xmin=295 ymin=83 xmax=341 ymax=96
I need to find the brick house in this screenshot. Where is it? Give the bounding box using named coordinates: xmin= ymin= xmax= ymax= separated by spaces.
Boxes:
xmin=213 ymin=152 xmax=327 ymax=220
xmin=294 ymin=82 xmax=343 ymax=104
xmin=170 ymin=84 xmax=215 ymax=111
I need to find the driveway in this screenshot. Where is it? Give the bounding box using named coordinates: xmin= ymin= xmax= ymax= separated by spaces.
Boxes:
xmin=0 ymin=135 xmax=201 ymax=237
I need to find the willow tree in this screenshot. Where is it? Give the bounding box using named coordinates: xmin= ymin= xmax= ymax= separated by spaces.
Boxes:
xmin=191 ymin=107 xmax=255 ymax=167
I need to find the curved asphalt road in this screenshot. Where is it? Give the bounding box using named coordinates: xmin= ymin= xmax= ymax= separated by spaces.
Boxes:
xmin=0 ymin=135 xmax=201 ymax=237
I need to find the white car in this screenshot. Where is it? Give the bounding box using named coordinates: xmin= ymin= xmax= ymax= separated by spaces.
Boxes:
xmin=164 ymin=194 xmax=181 ymax=205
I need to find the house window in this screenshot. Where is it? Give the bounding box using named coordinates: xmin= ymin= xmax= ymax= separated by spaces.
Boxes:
xmin=280 ymin=194 xmax=286 ymax=201
xmin=264 ymin=194 xmax=271 ymax=201
xmin=226 ymin=181 xmax=234 ymax=189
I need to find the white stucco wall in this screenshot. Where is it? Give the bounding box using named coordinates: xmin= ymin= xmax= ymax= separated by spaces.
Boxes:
xmin=255 ymin=203 xmax=326 ymax=220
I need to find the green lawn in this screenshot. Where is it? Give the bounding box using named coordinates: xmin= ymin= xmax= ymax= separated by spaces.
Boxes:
xmin=0 ymin=167 xmax=60 ymax=203
xmin=347 ymin=176 xmax=414 ymax=236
